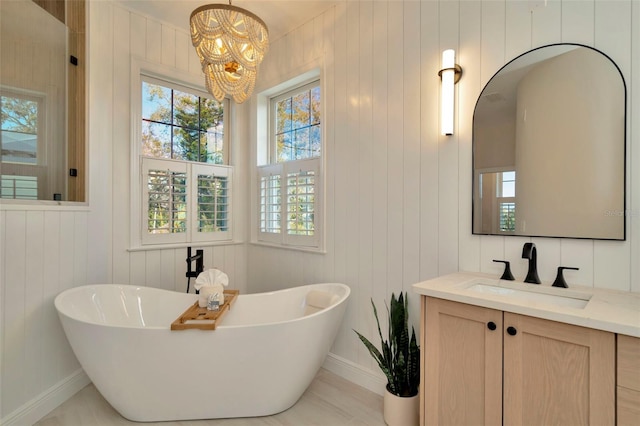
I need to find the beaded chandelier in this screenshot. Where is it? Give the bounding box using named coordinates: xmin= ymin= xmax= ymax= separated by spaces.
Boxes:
xmin=190 ymin=2 xmax=269 ymax=104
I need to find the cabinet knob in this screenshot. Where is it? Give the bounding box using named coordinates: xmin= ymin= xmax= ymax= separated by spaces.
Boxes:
xmin=487 ymin=321 xmax=497 ymax=331
xmin=507 ymin=326 xmax=517 ymax=336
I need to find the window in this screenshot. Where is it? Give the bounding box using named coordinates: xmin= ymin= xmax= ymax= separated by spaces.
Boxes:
xmin=498 ymin=171 xmax=516 ymax=232
xmin=258 ymin=80 xmax=322 ymax=249
xmin=142 ymin=77 xmax=227 ymax=164
xmin=139 ymin=76 xmax=231 ymax=245
xmin=273 ymin=82 xmax=321 ymax=162
xmin=1 ymin=175 xmax=38 ymax=199
xmin=1 ymin=91 xmax=44 ymax=199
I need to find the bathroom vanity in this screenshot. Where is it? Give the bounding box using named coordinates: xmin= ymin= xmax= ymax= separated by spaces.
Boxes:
xmin=413 ymin=272 xmax=640 ymax=426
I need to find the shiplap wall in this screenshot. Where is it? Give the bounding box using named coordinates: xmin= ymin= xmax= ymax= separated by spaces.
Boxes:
xmin=249 ymin=0 xmax=640 ymax=384
xmin=0 ymin=207 xmax=89 ymax=423
xmin=100 ymin=1 xmax=250 ymax=295
xmin=1 ymin=0 xmax=639 ymax=423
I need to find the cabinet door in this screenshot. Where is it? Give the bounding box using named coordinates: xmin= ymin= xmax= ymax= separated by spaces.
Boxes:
xmin=617 ymin=335 xmax=640 ymax=426
xmin=423 ymin=297 xmax=502 ymax=426
xmin=503 ymin=313 xmax=615 ymax=425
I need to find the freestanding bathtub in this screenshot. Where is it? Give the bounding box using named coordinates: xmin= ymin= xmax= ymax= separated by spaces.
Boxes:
xmin=54 ymin=283 xmax=350 ymax=422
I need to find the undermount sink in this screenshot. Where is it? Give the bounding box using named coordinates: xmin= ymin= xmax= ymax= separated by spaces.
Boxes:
xmin=467 ymin=284 xmax=591 ymax=309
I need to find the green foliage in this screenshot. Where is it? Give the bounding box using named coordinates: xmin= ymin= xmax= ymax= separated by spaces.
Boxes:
xmin=354 ymin=292 xmax=420 ymax=397
xmin=275 ymin=86 xmax=321 ymax=162
xmin=141 ymin=82 xmax=225 ymax=164
xmin=1 ymin=96 xmax=38 ymax=133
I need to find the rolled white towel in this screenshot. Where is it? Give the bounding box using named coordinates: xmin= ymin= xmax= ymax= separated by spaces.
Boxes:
xmin=304 ymin=290 xmax=339 ymax=315
xmin=194 ymin=268 xmax=229 ymax=292
xmin=195 ymin=268 xmax=229 ymax=307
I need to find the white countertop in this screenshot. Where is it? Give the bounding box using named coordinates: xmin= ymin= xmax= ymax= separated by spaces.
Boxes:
xmin=412 ymin=272 xmax=640 ymax=338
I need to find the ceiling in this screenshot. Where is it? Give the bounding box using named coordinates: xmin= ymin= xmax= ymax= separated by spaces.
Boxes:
xmin=118 ymin=0 xmax=339 ymax=41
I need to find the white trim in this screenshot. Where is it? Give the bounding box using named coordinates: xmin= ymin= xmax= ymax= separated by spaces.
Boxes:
xmin=252 ymin=60 xmax=326 ymax=252
xmin=0 ymin=369 xmax=90 ymax=426
xmin=130 ymin=57 xmax=214 ymax=249
xmin=130 ymin=57 xmax=234 ymax=249
xmin=0 ymin=200 xmax=89 ymax=211
xmin=128 ymin=239 xmax=243 ymax=252
xmin=322 ymin=352 xmax=387 ymax=396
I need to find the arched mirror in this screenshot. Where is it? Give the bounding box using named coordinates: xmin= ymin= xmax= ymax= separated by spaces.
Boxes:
xmin=0 ymin=0 xmax=85 ymax=202
xmin=473 ymin=44 xmax=625 ymax=240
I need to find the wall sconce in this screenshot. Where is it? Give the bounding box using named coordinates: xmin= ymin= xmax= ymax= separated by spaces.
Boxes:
xmin=438 ymin=49 xmax=463 ymax=136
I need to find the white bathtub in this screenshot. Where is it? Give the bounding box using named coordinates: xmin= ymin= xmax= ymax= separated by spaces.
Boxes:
xmin=54 ymin=283 xmax=350 ymax=422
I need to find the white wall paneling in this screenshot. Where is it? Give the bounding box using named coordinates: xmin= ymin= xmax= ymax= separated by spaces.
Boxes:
xmin=250 ymin=0 xmax=640 ymax=394
xmin=1 ymin=208 xmax=89 ymax=424
xmin=2 ymin=1 xmax=639 ymax=422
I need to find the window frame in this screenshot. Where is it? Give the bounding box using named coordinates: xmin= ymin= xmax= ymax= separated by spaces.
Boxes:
xmin=1 ymin=88 xmax=48 ymax=200
xmin=1 ymin=89 xmax=46 ymax=166
xmin=255 ymin=73 xmax=324 ymax=251
xmin=130 ymin=59 xmax=234 ymax=250
xmin=496 ymin=170 xmax=516 ymax=234
xmin=269 ymin=80 xmax=321 ymax=164
xmin=141 ymin=75 xmax=229 ymax=166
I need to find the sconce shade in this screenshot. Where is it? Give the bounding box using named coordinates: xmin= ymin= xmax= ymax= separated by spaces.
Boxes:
xmin=190 ymin=3 xmax=269 ymax=104
xmin=439 ymin=49 xmax=462 ymax=136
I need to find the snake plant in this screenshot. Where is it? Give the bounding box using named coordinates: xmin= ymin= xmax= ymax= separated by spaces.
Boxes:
xmin=354 ymin=292 xmax=420 ymax=397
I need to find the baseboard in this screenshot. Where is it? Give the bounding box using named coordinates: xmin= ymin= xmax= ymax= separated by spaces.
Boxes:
xmin=322 ymin=352 xmax=387 ymax=396
xmin=1 ymin=369 xmax=90 ymax=426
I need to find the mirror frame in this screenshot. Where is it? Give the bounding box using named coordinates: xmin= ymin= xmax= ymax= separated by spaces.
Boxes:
xmin=472 ymin=43 xmax=626 ymax=241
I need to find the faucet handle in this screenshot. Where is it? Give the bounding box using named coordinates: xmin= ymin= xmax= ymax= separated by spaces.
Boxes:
xmin=552 ymin=266 xmax=579 ymax=288
xmin=493 ymin=260 xmax=515 ymax=281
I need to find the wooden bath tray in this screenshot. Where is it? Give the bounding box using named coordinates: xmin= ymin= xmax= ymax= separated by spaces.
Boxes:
xmin=171 ymin=289 xmax=239 ymax=331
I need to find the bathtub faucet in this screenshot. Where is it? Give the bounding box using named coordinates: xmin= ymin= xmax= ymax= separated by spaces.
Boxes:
xmin=186 ymin=247 xmax=204 ymax=293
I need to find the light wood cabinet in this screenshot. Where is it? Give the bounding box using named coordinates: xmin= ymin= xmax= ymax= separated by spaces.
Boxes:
xmin=421 ymin=297 xmax=616 ymax=426
xmin=617 ymin=335 xmax=640 ymax=425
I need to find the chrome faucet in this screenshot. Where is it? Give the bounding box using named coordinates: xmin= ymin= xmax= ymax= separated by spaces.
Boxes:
xmin=522 ymin=243 xmax=541 ymax=284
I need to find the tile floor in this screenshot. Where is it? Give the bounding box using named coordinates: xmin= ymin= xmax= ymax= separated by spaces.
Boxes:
xmin=35 ymin=368 xmax=386 ymax=426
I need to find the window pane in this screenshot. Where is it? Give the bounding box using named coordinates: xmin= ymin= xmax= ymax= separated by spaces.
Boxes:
xmin=1 ymin=175 xmax=37 ymax=199
xmin=310 ymin=125 xmax=321 ymax=157
xmin=310 ymin=86 xmax=321 ymax=125
xmin=173 ymin=90 xmax=199 ymax=129
xmin=274 ymin=83 xmax=321 ymax=163
xmin=142 ymin=121 xmax=171 ymax=158
xmin=173 ymin=128 xmax=200 ymax=162
xmin=286 ymin=171 xmax=315 ymax=236
xmin=141 ymin=79 xmax=226 ymax=164
xmin=276 ymin=98 xmax=292 ymax=134
xmin=294 ymin=127 xmax=310 ymax=159
xmin=200 ymin=98 xmax=224 ymax=132
xmin=202 ymin=131 xmax=223 ymax=164
xmin=501 ymin=171 xmax=516 ymax=197
xmin=142 ymin=82 xmax=171 ymax=123
xmin=260 ymin=174 xmax=281 ymax=233
xmin=502 ymin=181 xmax=515 ymax=198
xmin=291 ymin=91 xmax=310 ymax=130
xmin=146 ymin=169 xmax=187 ymax=234
xmin=277 ymin=133 xmax=293 ymax=162
xmin=499 ymin=202 xmax=516 ymax=232
xmin=1 ymin=95 xmax=38 ymax=164
xmin=198 ymin=174 xmax=229 ymax=233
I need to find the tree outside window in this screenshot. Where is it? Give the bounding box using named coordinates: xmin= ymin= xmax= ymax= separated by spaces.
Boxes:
xmin=142 ymin=80 xmax=226 ymax=165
